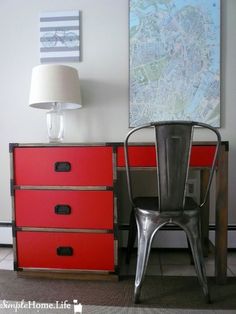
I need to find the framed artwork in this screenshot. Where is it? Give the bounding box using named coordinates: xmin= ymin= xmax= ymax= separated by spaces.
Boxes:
xmin=129 ymin=0 xmax=221 ymax=127
xmin=40 ymin=10 xmax=80 ymax=63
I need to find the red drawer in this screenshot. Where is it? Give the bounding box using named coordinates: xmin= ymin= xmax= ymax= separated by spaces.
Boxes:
xmin=17 ymin=231 xmax=114 ymax=271
xmin=15 ymin=190 xmax=113 ymax=229
xmin=189 ymin=146 xmax=216 ymax=167
xmin=13 ymin=146 xmax=113 ymax=186
xmin=117 ymin=145 xmax=216 ymax=167
xmin=117 ymin=146 xmax=156 ymax=167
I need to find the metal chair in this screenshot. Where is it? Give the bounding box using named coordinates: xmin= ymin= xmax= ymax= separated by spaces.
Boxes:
xmin=124 ymin=121 xmax=221 ymax=303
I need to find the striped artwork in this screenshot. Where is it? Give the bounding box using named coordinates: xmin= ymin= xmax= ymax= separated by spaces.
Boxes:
xmin=40 ymin=10 xmax=80 ymax=63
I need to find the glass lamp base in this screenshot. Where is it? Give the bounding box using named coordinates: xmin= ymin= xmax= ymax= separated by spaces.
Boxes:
xmin=46 ymin=105 xmax=64 ymax=143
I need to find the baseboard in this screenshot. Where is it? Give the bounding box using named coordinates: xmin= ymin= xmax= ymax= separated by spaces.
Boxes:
xmin=1 ymin=222 xmax=236 ymax=248
xmin=119 ymin=225 xmax=236 ymax=249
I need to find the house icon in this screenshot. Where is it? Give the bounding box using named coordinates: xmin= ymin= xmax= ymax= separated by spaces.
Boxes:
xmin=73 ymin=300 xmax=82 ymax=314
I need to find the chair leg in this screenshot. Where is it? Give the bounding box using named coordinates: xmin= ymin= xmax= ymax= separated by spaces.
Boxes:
xmin=126 ymin=208 xmax=137 ymax=264
xmin=186 ymin=237 xmax=194 ymax=265
xmin=184 ymin=222 xmax=210 ymax=303
xmin=134 ymin=212 xmax=159 ymax=303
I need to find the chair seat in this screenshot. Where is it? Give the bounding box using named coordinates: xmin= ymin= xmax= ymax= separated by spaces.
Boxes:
xmin=134 ymin=196 xmax=198 ymax=212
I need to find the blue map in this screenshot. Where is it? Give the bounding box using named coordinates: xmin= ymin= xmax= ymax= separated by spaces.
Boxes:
xmin=129 ymin=0 xmax=220 ymax=127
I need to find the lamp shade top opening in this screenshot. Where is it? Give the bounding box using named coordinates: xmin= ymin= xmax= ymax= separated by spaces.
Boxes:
xmin=29 ymin=64 xmax=82 ymax=110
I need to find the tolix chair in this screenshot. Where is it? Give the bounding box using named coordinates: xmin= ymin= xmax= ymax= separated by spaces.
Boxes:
xmin=124 ymin=121 xmax=221 ymax=303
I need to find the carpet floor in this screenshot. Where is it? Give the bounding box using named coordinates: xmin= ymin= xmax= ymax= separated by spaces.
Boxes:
xmin=0 ymin=270 xmax=235 ymax=310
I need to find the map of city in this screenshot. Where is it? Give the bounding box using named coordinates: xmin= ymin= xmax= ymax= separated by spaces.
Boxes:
xmin=129 ymin=0 xmax=220 ymax=127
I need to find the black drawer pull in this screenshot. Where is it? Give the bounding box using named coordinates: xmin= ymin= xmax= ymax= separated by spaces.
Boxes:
xmin=54 ymin=161 xmax=71 ymax=172
xmin=57 ymin=246 xmax=73 ymax=256
xmin=55 ymin=205 xmax=71 ymax=215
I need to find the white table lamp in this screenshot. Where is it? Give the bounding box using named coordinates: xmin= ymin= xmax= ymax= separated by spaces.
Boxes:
xmin=29 ymin=64 xmax=82 ymax=142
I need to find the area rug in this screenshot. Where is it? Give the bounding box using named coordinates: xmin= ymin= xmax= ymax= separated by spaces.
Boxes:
xmin=0 ymin=270 xmax=235 ymax=309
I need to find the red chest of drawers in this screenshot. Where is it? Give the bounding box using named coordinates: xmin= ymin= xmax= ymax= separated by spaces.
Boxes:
xmin=10 ymin=144 xmax=118 ymax=279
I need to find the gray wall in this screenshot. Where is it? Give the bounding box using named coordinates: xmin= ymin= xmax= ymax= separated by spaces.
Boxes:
xmin=0 ymin=0 xmax=235 ymax=225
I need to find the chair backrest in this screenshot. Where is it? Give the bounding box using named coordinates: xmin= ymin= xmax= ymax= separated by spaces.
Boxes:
xmin=124 ymin=121 xmax=221 ymax=212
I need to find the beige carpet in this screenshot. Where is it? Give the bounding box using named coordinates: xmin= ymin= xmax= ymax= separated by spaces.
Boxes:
xmin=0 ymin=270 xmax=236 ymax=310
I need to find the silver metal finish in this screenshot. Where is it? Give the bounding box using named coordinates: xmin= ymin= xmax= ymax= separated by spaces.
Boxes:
xmin=124 ymin=121 xmax=221 ymax=304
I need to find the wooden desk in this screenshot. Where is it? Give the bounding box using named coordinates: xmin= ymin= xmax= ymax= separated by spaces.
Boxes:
xmin=215 ymin=141 xmax=228 ymax=284
xmin=116 ymin=141 xmax=229 ymax=284
xmin=10 ymin=141 xmax=228 ymax=283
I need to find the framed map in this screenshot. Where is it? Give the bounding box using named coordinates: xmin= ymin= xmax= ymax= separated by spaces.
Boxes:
xmin=129 ymin=0 xmax=220 ymax=127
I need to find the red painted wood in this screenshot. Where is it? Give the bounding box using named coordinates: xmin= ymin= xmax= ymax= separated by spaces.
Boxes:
xmin=190 ymin=146 xmax=216 ymax=167
xmin=14 ymin=147 xmax=113 ymax=186
xmin=15 ymin=190 xmax=113 ymax=229
xmin=117 ymin=145 xmax=216 ymax=167
xmin=117 ymin=146 xmax=156 ymax=167
xmin=17 ymin=231 xmax=114 ymax=271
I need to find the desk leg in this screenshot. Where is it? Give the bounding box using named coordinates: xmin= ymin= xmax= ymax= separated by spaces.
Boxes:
xmin=215 ymin=145 xmax=228 ymax=284
xmin=200 ymin=169 xmax=210 ymax=257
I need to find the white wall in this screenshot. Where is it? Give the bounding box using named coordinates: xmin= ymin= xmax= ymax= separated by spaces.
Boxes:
xmin=0 ymin=0 xmax=236 ymax=225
